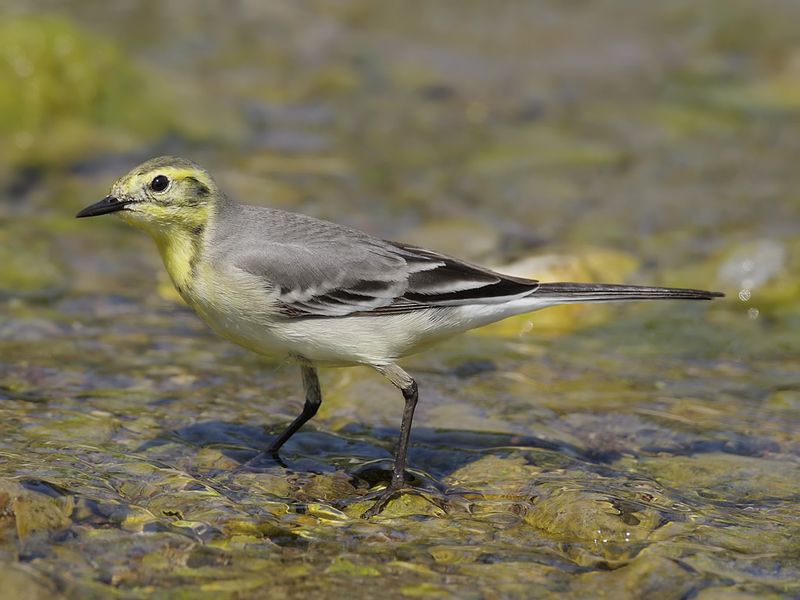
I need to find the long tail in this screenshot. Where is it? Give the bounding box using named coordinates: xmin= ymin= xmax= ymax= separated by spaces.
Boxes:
xmin=532 ymin=282 xmax=724 ymax=303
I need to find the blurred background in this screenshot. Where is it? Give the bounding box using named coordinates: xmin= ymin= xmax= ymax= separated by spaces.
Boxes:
xmin=1 ymin=1 xmax=798 ymax=323
xmin=1 ymin=1 xmax=799 ymax=598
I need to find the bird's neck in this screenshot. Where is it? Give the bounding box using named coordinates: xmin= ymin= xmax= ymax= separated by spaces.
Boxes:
xmin=150 ymin=217 xmax=210 ymax=299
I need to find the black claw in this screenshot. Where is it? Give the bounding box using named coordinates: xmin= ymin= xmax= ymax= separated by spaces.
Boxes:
xmin=361 ymin=485 xmax=404 ymax=519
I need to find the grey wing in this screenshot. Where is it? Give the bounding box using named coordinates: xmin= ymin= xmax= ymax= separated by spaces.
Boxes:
xmin=234 ymin=236 xmax=539 ymax=319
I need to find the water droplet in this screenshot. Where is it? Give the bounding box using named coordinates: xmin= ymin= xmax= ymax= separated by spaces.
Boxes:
xmin=748 ymin=308 xmax=759 ymax=320
xmin=738 ymin=288 xmax=751 ymax=302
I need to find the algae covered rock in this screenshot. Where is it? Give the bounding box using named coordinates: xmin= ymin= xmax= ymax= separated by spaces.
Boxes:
xmin=0 ymin=478 xmax=74 ymax=545
xmin=571 ymin=553 xmax=697 ymax=600
xmin=0 ymin=563 xmax=63 ymax=600
xmin=524 ymin=487 xmax=663 ymax=543
xmin=638 ymin=453 xmax=800 ymax=503
xmin=446 ymin=454 xmax=540 ymax=493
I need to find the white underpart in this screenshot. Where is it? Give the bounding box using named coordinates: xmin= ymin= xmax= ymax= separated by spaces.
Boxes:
xmin=265 ymin=295 xmax=583 ymax=365
xmin=185 ymin=263 xmax=579 ymax=366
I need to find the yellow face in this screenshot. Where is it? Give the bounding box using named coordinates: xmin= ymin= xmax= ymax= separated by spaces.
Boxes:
xmin=76 ymin=156 xmax=217 ymax=235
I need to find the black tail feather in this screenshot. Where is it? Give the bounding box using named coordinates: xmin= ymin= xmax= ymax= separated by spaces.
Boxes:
xmin=533 ymin=282 xmax=724 ymax=302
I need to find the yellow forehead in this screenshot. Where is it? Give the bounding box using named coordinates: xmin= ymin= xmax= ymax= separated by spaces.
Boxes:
xmin=139 ymin=166 xmax=208 ymax=182
xmin=114 ymin=162 xmax=214 ymax=194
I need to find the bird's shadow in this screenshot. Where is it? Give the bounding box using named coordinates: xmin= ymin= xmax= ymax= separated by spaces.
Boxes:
xmin=131 ymin=414 xmax=778 ymax=519
xmin=138 ymin=419 xmax=589 ymax=494
xmin=136 ymin=412 xmax=774 ymax=494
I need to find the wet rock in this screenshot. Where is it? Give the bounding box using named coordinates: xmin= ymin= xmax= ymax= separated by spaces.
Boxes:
xmin=297 ymin=471 xmax=358 ymax=503
xmin=524 ymin=487 xmax=664 ymax=543
xmin=571 ymin=553 xmax=699 ymax=600
xmin=324 ymin=369 xmax=403 ymax=427
xmin=426 ymin=401 xmax=515 ymax=435
xmin=25 ymin=410 xmax=120 ymax=445
xmin=0 ymin=478 xmax=73 ymax=543
xmin=0 ymin=563 xmax=62 ymax=600
xmin=693 ymin=585 xmax=785 ymax=600
xmin=347 ymin=489 xmax=445 ymax=519
xmin=557 ymin=413 xmax=689 ymax=461
xmin=428 ymin=544 xmax=480 ymax=565
xmin=638 ymin=453 xmax=800 ymax=503
xmin=692 ymin=523 xmax=800 ymax=557
xmin=447 ymin=454 xmax=538 ymax=491
xmin=455 ymin=562 xmax=565 ymax=598
xmin=325 ymin=555 xmax=381 ymax=577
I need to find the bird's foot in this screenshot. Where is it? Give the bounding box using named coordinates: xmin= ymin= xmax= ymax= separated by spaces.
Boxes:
xmin=360 ymin=483 xmax=406 ymax=519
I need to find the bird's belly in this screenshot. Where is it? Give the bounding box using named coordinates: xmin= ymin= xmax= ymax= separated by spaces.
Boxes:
xmin=255 ymin=309 xmax=462 ymax=365
xmin=179 ymin=265 xmax=293 ymax=358
xmin=208 ymin=315 xmax=284 ymax=356
xmin=186 ymin=295 xmax=290 ymax=358
xmin=188 ymin=294 xmax=449 ymax=365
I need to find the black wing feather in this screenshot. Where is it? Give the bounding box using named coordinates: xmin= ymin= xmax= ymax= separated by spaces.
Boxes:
xmin=277 ymin=241 xmax=539 ymax=318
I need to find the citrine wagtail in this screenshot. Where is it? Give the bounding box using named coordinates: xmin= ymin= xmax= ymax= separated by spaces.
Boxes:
xmin=76 ymin=156 xmax=723 ymax=517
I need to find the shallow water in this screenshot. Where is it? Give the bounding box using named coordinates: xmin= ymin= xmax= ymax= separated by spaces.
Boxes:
xmin=1 ymin=1 xmax=799 ymax=598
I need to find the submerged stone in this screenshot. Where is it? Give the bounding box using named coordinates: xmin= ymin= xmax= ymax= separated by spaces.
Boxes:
xmin=0 ymin=563 xmax=62 ymax=600
xmin=0 ymin=479 xmax=73 ymax=544
xmin=571 ymin=553 xmax=698 ymax=600
xmin=638 ymin=453 xmax=800 ymax=503
xmin=523 ymin=487 xmax=663 ymax=543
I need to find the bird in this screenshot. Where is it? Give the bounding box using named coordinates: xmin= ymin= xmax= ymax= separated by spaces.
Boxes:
xmin=76 ymin=156 xmax=724 ymax=517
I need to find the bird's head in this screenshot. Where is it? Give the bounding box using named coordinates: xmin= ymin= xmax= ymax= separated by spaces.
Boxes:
xmin=76 ymin=156 xmax=220 ymax=236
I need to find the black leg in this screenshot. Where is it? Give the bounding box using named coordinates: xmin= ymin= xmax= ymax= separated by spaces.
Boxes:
xmin=238 ymin=363 xmax=320 ymax=470
xmin=390 ymin=381 xmax=418 ymax=487
xmin=362 ymin=365 xmax=419 ymax=518
xmin=268 ymin=363 xmax=321 ymax=455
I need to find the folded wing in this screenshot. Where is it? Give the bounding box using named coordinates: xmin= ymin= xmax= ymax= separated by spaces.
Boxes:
xmin=233 ymin=235 xmax=539 ymax=319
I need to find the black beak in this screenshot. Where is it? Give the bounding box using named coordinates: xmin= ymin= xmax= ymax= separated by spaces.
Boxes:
xmin=75 ymin=196 xmax=129 ymax=218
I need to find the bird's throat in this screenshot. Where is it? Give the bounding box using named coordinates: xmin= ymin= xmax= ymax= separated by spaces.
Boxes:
xmin=152 ymin=226 xmax=204 ymax=299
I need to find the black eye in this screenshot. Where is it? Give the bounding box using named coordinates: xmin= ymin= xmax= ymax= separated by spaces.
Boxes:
xmin=150 ymin=175 xmax=169 ymax=192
